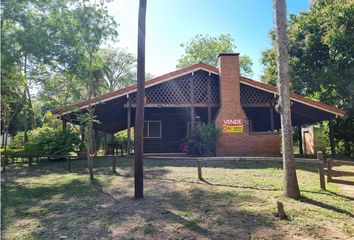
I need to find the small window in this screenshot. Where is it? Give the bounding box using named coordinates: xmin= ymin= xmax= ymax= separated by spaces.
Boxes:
xmin=144 ymin=121 xmax=161 ymax=138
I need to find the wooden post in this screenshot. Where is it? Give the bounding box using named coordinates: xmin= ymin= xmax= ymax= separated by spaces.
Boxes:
xmin=191 ymin=107 xmax=195 ymax=135
xmin=112 ymin=156 xmax=117 ymax=173
xmin=103 ymin=132 xmax=107 ymax=155
xmin=329 ymin=119 xmax=335 ymax=156
xmin=28 ymin=155 xmax=33 ymax=167
xmin=67 ymin=156 xmax=72 ymax=172
xmin=298 ymin=125 xmax=303 ymax=155
xmin=317 ymin=151 xmax=325 ymax=190
xmin=207 ymin=76 xmax=212 ymax=124
xmin=270 ymin=106 xmax=274 ymax=131
xmin=134 ymin=0 xmax=147 ymax=199
xmin=276 ymin=201 xmax=287 ymax=219
xmin=62 ymin=120 xmax=67 ymax=131
xmin=197 ymin=160 xmax=203 ymax=180
xmin=190 ymin=74 xmax=195 ymax=135
xmin=327 ymin=158 xmax=332 ymax=182
xmin=93 ymin=129 xmax=98 ymax=156
xmin=127 ymin=95 xmax=132 ymax=155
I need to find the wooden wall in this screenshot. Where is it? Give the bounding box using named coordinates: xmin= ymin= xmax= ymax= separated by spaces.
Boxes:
xmin=143 ymin=108 xmax=189 ymax=153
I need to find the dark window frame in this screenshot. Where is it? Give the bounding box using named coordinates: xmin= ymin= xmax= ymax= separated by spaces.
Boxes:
xmin=143 ymin=121 xmax=162 ymax=138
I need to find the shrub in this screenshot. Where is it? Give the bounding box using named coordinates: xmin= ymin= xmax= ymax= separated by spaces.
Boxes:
xmin=114 ymin=130 xmax=134 ymax=148
xmin=8 ymin=127 xmax=81 ymax=156
xmin=186 ymin=123 xmax=220 ymax=156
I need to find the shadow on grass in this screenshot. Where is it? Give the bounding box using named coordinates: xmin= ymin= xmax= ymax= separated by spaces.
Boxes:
xmin=199 ymin=178 xmax=280 ymax=191
xmin=302 ymin=189 xmax=354 ymax=201
xmin=300 ymin=196 xmax=354 ymax=218
xmin=2 ymin=170 xmax=281 ymax=239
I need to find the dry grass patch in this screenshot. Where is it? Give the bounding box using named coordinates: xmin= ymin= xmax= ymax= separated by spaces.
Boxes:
xmin=1 ymin=158 xmax=353 ymax=239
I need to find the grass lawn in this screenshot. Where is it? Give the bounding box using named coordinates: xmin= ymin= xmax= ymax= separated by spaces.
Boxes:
xmin=1 ymin=158 xmax=353 ymax=240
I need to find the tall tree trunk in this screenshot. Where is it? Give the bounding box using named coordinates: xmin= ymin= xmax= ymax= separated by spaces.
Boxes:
xmin=23 ymin=55 xmax=29 ymax=143
xmin=86 ymin=50 xmax=95 ymax=181
xmin=134 ymin=0 xmax=147 ymax=199
xmin=86 ymin=122 xmax=94 ymax=181
xmin=2 ymin=119 xmax=10 ymax=173
xmin=2 ymin=96 xmax=25 ymax=172
xmin=273 ymin=0 xmax=300 ymax=199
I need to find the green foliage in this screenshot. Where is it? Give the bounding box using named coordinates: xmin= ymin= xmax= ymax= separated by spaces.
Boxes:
xmin=113 ymin=130 xmax=134 ymax=148
xmin=99 ymin=48 xmax=137 ymax=92
xmin=1 ymin=0 xmax=118 ymax=132
xmin=186 ymin=123 xmax=220 ymax=156
xmin=9 ymin=127 xmax=80 ymax=156
xmin=261 ymin=0 xmax=354 ymax=156
xmin=177 ymin=34 xmax=254 ymax=77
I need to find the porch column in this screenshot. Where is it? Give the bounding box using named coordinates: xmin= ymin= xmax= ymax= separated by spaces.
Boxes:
xmin=62 ymin=120 xmax=67 ymax=131
xmin=191 ymin=107 xmax=195 ymax=134
xmin=127 ymin=95 xmax=132 ymax=155
xmin=207 ymin=76 xmax=212 ymax=123
xmin=190 ymin=74 xmax=195 ymax=134
xmin=298 ymin=125 xmax=303 ymax=155
xmin=329 ymin=119 xmax=336 ymax=156
xmin=269 ymin=106 xmax=274 ymax=131
xmin=103 ymin=132 xmax=108 ymax=155
xmin=93 ymin=129 xmax=98 ymax=156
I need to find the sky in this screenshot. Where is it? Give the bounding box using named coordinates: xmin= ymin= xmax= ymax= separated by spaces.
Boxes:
xmin=107 ymin=0 xmax=310 ymax=81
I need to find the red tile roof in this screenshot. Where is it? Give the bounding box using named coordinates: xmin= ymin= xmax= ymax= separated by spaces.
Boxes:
xmin=53 ymin=63 xmax=345 ymax=117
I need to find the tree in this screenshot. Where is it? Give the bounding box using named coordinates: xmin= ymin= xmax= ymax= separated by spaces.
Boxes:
xmin=177 ymin=34 xmax=254 ymax=77
xmin=64 ymin=1 xmax=117 ymax=180
xmin=273 ymin=0 xmax=301 ymax=199
xmin=100 ymin=48 xmax=137 ymax=92
xmin=261 ymin=0 xmax=354 ymax=156
xmin=134 ymin=0 xmax=147 ymax=199
xmin=1 ymin=0 xmax=118 ymax=177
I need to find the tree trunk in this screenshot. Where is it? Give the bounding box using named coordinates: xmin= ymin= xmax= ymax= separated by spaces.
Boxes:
xmin=2 ymin=98 xmax=25 ymax=172
xmin=86 ymin=123 xmax=94 ymax=181
xmin=273 ymin=0 xmax=300 ymax=199
xmin=2 ymin=122 xmax=10 ymax=172
xmin=134 ymin=0 xmax=147 ymax=199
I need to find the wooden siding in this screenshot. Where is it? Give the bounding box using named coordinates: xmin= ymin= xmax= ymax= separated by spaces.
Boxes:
xmin=143 ymin=108 xmax=189 ymax=153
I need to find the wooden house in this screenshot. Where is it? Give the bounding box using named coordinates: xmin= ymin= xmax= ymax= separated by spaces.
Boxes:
xmin=54 ymin=53 xmax=345 ymax=156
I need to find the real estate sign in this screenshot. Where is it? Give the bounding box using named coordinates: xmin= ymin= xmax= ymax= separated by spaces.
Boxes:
xmin=223 ymin=119 xmax=244 ymax=133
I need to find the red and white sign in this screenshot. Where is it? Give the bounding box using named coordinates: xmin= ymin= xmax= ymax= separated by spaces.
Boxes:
xmin=223 ymin=119 xmax=244 ymax=133
xmin=223 ymin=119 xmax=244 ymax=125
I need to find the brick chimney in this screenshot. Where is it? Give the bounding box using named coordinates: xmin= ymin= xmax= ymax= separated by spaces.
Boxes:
xmin=215 ymin=53 xmax=248 ymax=156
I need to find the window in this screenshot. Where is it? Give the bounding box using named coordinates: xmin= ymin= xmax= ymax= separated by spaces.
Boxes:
xmin=144 ymin=121 xmax=161 ymax=138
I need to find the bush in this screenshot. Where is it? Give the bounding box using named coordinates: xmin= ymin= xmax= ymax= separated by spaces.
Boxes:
xmin=0 ymin=146 xmax=25 ymax=155
xmin=114 ymin=130 xmax=134 ymax=148
xmin=8 ymin=127 xmax=81 ymax=156
xmin=186 ymin=123 xmax=220 ymax=156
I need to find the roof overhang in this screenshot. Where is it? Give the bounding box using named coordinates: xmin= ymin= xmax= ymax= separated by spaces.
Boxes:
xmin=53 ymin=62 xmax=345 ymax=119
xmin=53 ymin=63 xmax=219 ymax=117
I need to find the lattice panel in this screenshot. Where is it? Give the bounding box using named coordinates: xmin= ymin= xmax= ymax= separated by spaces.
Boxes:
xmin=240 ymin=84 xmax=274 ymax=105
xmin=131 ymin=70 xmax=219 ymax=105
xmin=193 ymin=72 xmax=208 ymax=103
xmin=210 ymin=75 xmax=219 ymax=104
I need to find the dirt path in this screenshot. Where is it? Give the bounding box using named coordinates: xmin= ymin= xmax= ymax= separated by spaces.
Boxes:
xmin=340 ymin=184 xmax=354 ymax=199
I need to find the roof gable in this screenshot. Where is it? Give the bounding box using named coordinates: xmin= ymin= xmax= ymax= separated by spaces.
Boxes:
xmin=53 ymin=62 xmax=345 ymax=118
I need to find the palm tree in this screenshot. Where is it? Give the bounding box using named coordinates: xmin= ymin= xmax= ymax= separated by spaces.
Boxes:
xmin=273 ymin=0 xmax=300 ymax=199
